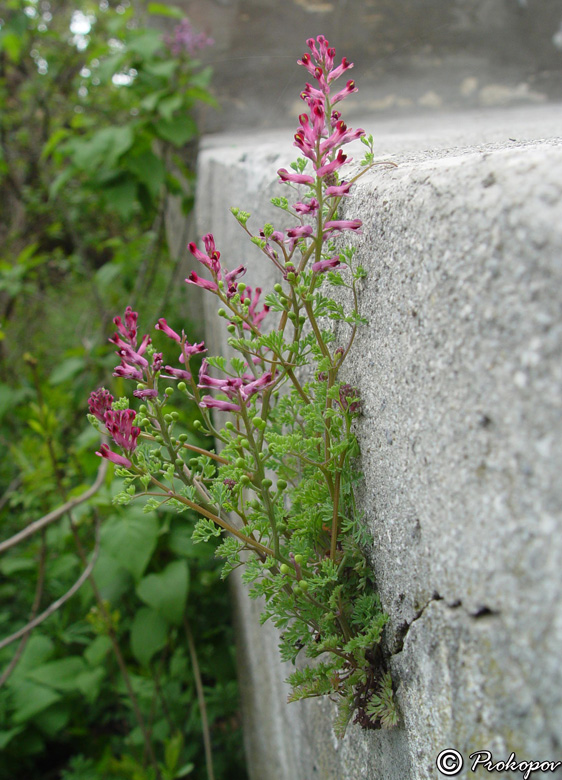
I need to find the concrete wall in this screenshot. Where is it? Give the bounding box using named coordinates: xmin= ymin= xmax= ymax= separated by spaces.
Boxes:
xmin=194 ymin=105 xmax=562 ymax=778
xmin=165 ymin=0 xmax=562 ymax=132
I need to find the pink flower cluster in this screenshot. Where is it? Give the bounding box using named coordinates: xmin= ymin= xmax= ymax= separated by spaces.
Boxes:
xmin=164 ymin=19 xmax=214 ymax=58
xmin=89 ymin=387 xmax=140 ymax=469
xmin=186 ymin=233 xmax=246 ymax=299
xmin=277 ymin=35 xmax=364 ymax=187
xmin=198 ymin=359 xmax=274 ymax=413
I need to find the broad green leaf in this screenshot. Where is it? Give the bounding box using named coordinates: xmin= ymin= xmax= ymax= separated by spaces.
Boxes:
xmin=157 ymin=94 xmax=183 ymax=122
xmin=48 ymin=357 xmax=86 ymax=385
xmin=126 ymin=151 xmax=165 ymax=200
xmin=101 ymin=512 xmax=159 ymax=582
xmin=102 ymin=177 xmax=137 ymax=219
xmin=41 ymin=128 xmax=71 ymax=160
xmin=84 ymin=635 xmax=112 ymax=667
xmin=10 ymin=681 xmax=62 ymax=723
xmin=91 ymin=549 xmax=131 ymax=601
xmin=143 ymin=60 xmax=177 ymax=79
xmin=33 ymin=703 xmax=70 ymax=737
xmin=176 ymin=763 xmax=195 ymax=778
xmin=154 ymin=116 xmax=197 ymax=147
xmin=0 ymin=557 xmax=36 ymax=576
xmin=147 ymin=3 xmax=184 ymax=18
xmin=10 ymin=635 xmax=54 ymax=680
xmin=127 ymin=30 xmax=164 ymax=58
xmin=165 ymin=732 xmax=183 ymax=772
xmin=75 ymin=667 xmax=106 ymax=702
xmin=70 ymin=126 xmax=134 ymax=172
xmin=136 ymin=560 xmax=189 ymax=626
xmin=0 ymin=727 xmax=24 ymax=750
xmin=130 ymin=607 xmax=168 ymax=666
xmin=27 ymin=657 xmax=87 ymax=691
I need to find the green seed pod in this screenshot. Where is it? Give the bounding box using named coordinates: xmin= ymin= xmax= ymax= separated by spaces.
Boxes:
xmin=273 ymin=283 xmax=283 ymax=294
xmin=280 ymin=564 xmax=290 ymax=575
xmin=298 ymin=580 xmax=309 ymax=592
xmin=238 ymin=282 xmax=247 ymax=293
xmin=240 ymin=474 xmax=250 ymax=485
xmin=227 ymin=324 xmax=236 ymax=333
xmin=218 ymin=308 xmax=226 ymax=317
xmin=165 ymin=387 xmax=173 ymax=396
xmin=171 ymin=412 xmax=179 ymax=421
xmin=175 ymin=458 xmax=184 ymax=468
xmin=235 ymin=458 xmax=246 ymax=468
xmin=139 ymin=405 xmax=148 ymax=414
xmin=261 ymin=478 xmax=272 ymax=488
xmin=164 ymin=414 xmax=173 ymax=423
xmin=240 ymin=438 xmax=250 ymax=449
xmin=294 ymin=554 xmax=304 ymax=564
xmin=193 ymin=420 xmax=202 ymax=430
xmin=179 ymin=434 xmax=188 ymax=442
xmin=189 ymin=458 xmax=198 ymax=467
xmin=252 ymin=416 xmax=263 ymax=428
xmin=277 ymin=479 xmax=288 ymax=491
xmin=177 ymin=382 xmax=187 ymax=392
xmin=277 ymin=522 xmax=287 ymax=534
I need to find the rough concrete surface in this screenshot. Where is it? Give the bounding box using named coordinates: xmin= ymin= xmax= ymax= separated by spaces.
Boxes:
xmin=194 ymin=105 xmax=562 ymax=779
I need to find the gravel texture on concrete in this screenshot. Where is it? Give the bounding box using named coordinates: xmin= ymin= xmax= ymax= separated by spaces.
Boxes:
xmin=194 ymin=105 xmax=562 ymax=779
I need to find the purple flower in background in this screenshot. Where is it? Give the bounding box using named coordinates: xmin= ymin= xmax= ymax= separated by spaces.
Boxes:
xmin=164 ymin=19 xmax=214 ymax=58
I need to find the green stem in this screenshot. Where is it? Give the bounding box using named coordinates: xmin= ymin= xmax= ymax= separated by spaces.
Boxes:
xmin=184 ymin=617 xmax=216 ymax=780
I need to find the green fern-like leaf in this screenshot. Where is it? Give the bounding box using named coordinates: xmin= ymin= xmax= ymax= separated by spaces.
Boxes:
xmin=366 ymin=671 xmax=399 ymax=729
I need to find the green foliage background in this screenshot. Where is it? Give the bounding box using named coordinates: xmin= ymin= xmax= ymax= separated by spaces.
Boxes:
xmin=0 ymin=2 xmax=247 ymax=778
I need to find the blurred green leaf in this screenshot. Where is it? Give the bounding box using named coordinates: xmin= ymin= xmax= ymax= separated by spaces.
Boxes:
xmin=136 ymin=560 xmax=189 ymax=626
xmin=147 ymin=3 xmax=184 ymax=18
xmin=130 ymin=606 xmax=168 ymax=666
xmin=101 ymin=512 xmax=159 ymax=582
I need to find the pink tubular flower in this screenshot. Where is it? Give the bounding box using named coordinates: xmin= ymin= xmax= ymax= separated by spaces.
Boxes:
xmin=315 ymin=149 xmax=349 ymax=177
xmin=294 ymin=198 xmax=319 ymax=215
xmin=277 ymin=168 xmax=315 ymax=185
xmin=155 ymin=318 xmax=181 ymax=342
xmin=286 ymin=225 xmax=314 ymax=251
xmin=323 ymin=219 xmax=362 ymax=234
xmin=179 ymin=341 xmax=207 ymax=362
xmin=312 ymin=256 xmax=343 ymax=273
xmin=199 ymin=396 xmax=241 ymax=413
xmin=331 ymin=79 xmax=358 ymax=105
xmin=240 ymin=286 xmax=270 ymax=331
xmin=104 ymin=409 xmax=140 ymax=453
xmin=162 ymin=366 xmax=192 ymax=381
xmin=188 ymin=236 xmax=221 ymax=274
xmin=133 ymin=388 xmax=158 ymax=399
xmin=112 ymin=306 xmax=138 ymax=348
xmin=324 ymin=181 xmax=353 ymax=198
xmin=88 ymin=388 xmax=114 ymax=423
xmin=185 ymin=271 xmax=219 ymax=294
xmin=96 ymin=444 xmax=132 ymax=469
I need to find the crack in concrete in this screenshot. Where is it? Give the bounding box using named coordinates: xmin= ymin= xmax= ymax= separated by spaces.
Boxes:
xmin=389 ymin=593 xmax=500 ymax=656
